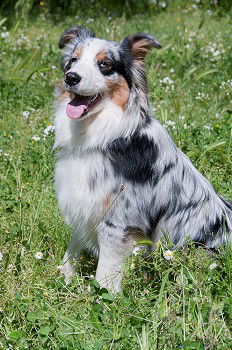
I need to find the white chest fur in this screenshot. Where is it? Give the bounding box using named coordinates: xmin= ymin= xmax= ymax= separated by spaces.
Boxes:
xmin=55 ymin=150 xmax=116 ymax=227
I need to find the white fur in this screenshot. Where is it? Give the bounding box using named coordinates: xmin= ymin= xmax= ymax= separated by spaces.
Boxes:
xmin=54 ymin=30 xmax=232 ymax=292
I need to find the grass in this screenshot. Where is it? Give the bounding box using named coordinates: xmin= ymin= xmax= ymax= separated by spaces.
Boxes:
xmin=0 ymin=2 xmax=232 ymax=349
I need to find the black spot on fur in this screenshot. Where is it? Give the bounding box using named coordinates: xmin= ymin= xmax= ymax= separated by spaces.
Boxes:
xmin=88 ymin=177 xmax=96 ymax=191
xmin=195 ymin=216 xmax=229 ymax=246
xmin=112 ymin=186 xmax=119 ymax=194
xmin=125 ymin=199 xmax=131 ymax=209
xmin=101 ymin=50 xmax=133 ymax=88
xmin=108 ymin=134 xmax=159 ymax=184
xmin=150 ymin=195 xmax=156 ymax=208
xmin=162 ymin=162 xmax=175 ymax=176
xmin=141 ymin=108 xmax=152 ymax=125
xmin=105 ymin=220 xmax=117 ymax=228
xmin=172 ymin=181 xmax=181 ymax=197
xmin=124 ymin=226 xmax=141 ymax=232
xmin=182 ymin=168 xmax=185 ymax=181
xmin=185 ymin=200 xmax=200 ymax=210
xmin=146 ymin=205 xmax=167 ymax=237
xmin=152 ymin=173 xmax=160 ymax=187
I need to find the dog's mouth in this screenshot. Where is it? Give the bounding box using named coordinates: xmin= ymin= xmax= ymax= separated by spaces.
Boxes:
xmin=66 ymin=93 xmax=103 ymax=119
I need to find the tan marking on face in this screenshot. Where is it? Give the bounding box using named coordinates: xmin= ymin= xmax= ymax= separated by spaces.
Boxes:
xmin=58 ymin=91 xmax=71 ymax=100
xmin=96 ymin=51 xmax=106 ymax=61
xmin=56 ymin=84 xmax=71 ymax=100
xmin=74 ymin=46 xmax=83 ymax=58
xmin=107 ymin=76 xmax=130 ymax=110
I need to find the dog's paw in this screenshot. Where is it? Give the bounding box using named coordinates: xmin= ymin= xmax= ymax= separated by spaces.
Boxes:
xmin=57 ymin=264 xmax=75 ymax=285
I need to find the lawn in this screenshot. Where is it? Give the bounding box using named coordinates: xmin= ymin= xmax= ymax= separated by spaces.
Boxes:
xmin=0 ymin=1 xmax=232 ymax=349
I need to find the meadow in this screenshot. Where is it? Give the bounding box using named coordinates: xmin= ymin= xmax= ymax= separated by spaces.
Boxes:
xmin=0 ymin=1 xmax=232 ymax=349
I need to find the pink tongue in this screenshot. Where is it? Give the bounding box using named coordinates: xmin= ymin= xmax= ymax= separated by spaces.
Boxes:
xmin=66 ymin=104 xmax=86 ymax=119
xmin=66 ymin=96 xmax=89 ymax=119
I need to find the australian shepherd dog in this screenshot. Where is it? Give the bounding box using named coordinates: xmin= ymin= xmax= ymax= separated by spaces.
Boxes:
xmin=54 ymin=26 xmax=232 ymax=292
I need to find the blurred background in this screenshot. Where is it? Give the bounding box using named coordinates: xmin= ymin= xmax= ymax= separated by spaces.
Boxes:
xmin=1 ymin=0 xmax=232 ymax=21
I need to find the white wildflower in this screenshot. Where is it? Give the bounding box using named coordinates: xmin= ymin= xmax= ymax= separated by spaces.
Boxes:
xmin=51 ymin=65 xmax=56 ymax=70
xmin=170 ymin=68 xmax=175 ymax=74
xmin=209 ymin=262 xmax=217 ymax=270
xmin=213 ymin=50 xmax=221 ymax=57
xmin=86 ymin=18 xmax=94 ymax=24
xmin=0 ymin=252 xmax=3 ymax=261
xmin=4 ymin=152 xmax=12 ymax=161
xmin=160 ymin=76 xmax=174 ymax=91
xmin=215 ymin=113 xmax=223 ymax=119
xmin=34 ymin=252 xmax=43 ymax=260
xmin=195 ymin=92 xmax=209 ymax=101
xmin=189 ymin=31 xmax=196 ymax=38
xmin=1 ymin=31 xmax=10 ymax=39
xmin=165 ymin=120 xmax=176 ymax=129
xmin=163 ymin=250 xmax=174 ymax=261
xmin=22 ymin=111 xmax=30 ymax=120
xmin=162 ymin=77 xmax=174 ymax=85
xmin=21 ymin=247 xmax=26 ymax=256
xmin=32 ymin=135 xmax=41 ymax=142
xmin=132 ymin=247 xmax=141 ymax=256
xmin=7 ymin=263 xmax=16 ymax=272
xmin=160 ymin=1 xmax=167 ymax=8
xmin=43 ymin=124 xmax=55 ymax=139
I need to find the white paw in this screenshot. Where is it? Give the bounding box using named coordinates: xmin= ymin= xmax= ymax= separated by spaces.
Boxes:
xmin=57 ymin=264 xmax=75 ymax=285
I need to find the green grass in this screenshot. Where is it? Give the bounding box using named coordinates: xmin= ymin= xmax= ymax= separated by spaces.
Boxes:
xmin=0 ymin=3 xmax=232 ymax=349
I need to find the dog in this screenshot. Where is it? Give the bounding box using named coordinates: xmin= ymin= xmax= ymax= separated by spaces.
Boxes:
xmin=54 ymin=26 xmax=232 ymax=292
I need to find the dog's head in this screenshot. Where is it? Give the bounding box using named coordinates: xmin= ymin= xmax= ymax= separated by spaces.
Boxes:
xmin=58 ymin=26 xmax=161 ymax=120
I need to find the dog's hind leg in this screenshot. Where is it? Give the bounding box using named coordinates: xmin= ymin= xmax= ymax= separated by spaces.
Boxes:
xmin=59 ymin=232 xmax=82 ymax=285
xmin=96 ymin=227 xmax=135 ymax=293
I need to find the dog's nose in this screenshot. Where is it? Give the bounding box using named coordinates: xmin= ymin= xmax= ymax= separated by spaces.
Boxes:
xmin=65 ymin=72 xmax=81 ymax=86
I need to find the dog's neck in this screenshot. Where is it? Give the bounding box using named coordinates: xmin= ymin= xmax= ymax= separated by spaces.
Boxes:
xmin=54 ymin=84 xmax=152 ymax=153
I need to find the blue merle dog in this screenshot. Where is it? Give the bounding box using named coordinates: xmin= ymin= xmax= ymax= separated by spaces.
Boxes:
xmin=54 ymin=26 xmax=232 ymax=292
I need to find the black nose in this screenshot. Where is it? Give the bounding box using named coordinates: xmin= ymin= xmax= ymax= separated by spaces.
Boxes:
xmin=65 ymin=72 xmax=81 ymax=86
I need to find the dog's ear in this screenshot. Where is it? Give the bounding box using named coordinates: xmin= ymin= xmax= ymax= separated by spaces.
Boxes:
xmin=121 ymin=33 xmax=161 ymax=62
xmin=58 ymin=26 xmax=95 ymax=49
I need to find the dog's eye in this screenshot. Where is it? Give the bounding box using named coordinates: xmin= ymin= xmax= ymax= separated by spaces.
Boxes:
xmin=98 ymin=60 xmax=114 ymax=75
xmin=98 ymin=61 xmax=108 ymax=68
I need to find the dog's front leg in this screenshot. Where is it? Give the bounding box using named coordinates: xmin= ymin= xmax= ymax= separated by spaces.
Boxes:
xmin=59 ymin=232 xmax=82 ymax=285
xmin=96 ymin=228 xmax=134 ymax=293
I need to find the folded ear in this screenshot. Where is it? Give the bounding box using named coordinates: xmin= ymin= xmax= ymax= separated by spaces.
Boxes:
xmin=121 ymin=33 xmax=161 ymax=62
xmin=58 ymin=26 xmax=95 ymax=49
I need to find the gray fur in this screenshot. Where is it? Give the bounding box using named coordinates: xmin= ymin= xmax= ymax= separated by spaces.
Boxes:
xmin=55 ymin=28 xmax=232 ymax=292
